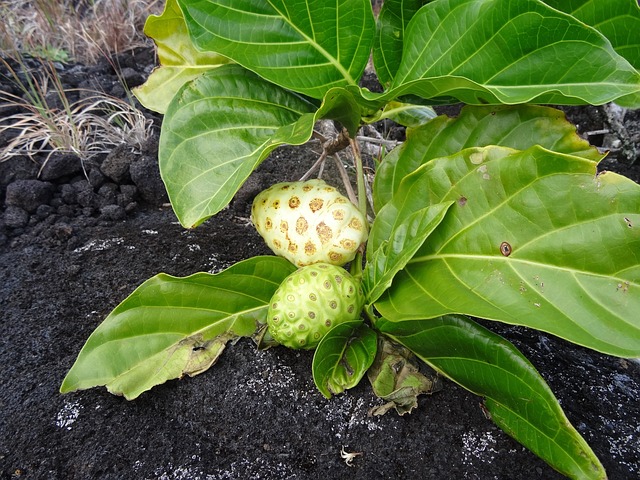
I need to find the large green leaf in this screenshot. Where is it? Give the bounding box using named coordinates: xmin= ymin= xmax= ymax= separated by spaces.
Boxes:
xmin=132 ymin=0 xmax=230 ymax=114
xmin=312 ymin=321 xmax=377 ymax=398
xmin=373 ymin=0 xmax=430 ymax=88
xmin=373 ymin=105 xmax=603 ymax=212
xmin=364 ymin=201 xmax=453 ymax=305
xmin=385 ymin=0 xmax=640 ymax=107
xmin=160 ymin=64 xmax=317 ymax=228
xmin=543 ymin=0 xmax=640 ymax=69
xmin=177 ymin=0 xmax=375 ymax=99
xmin=377 ymin=315 xmax=606 ymax=480
xmin=60 ymin=256 xmax=296 ymax=400
xmin=375 ymin=145 xmax=640 ymax=357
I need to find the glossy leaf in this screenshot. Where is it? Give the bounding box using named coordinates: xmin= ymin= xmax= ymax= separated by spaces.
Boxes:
xmin=159 ymin=64 xmax=317 ymax=228
xmin=376 ymin=101 xmax=437 ymax=128
xmin=373 ymin=105 xmax=603 ymax=212
xmin=312 ymin=321 xmax=377 ymax=399
xmin=133 ymin=0 xmax=230 ymax=114
xmin=387 ymin=0 xmax=640 ymax=107
xmin=178 ymin=0 xmax=375 ymax=99
xmin=543 ymin=0 xmax=640 ymax=69
xmin=364 ymin=201 xmax=453 ymax=305
xmin=373 ymin=0 xmax=430 ymax=88
xmin=377 ymin=315 xmax=606 ymax=480
xmin=60 ymin=256 xmax=296 ymax=400
xmin=375 ymin=146 xmax=640 ymax=357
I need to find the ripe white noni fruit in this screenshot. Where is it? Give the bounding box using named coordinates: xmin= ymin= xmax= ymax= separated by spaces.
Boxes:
xmin=267 ymin=263 xmax=364 ymax=350
xmin=251 ymin=179 xmax=368 ymax=267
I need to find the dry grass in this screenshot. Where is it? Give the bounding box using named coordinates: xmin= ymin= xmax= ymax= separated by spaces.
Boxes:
xmin=0 ymin=0 xmax=162 ymax=64
xmin=0 ymin=58 xmax=153 ymax=171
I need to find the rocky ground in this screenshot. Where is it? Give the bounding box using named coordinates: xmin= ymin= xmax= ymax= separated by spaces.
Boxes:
xmin=1 ymin=48 xmax=639 ymax=479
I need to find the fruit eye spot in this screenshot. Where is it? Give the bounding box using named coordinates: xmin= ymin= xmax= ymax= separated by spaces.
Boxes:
xmin=316 ymin=222 xmax=333 ymax=244
xmin=325 ymin=320 xmax=332 ymax=327
xmin=347 ymin=305 xmax=354 ymax=314
xmin=296 ymin=217 xmax=308 ymax=234
xmin=304 ymin=241 xmax=316 ymax=255
xmin=289 ymin=196 xmax=301 ymax=208
xmin=329 ymin=301 xmax=337 ymax=309
xmin=340 ymin=239 xmax=356 ymax=250
xmin=298 ymin=324 xmax=306 ymax=330
xmin=308 ymin=311 xmax=316 ymax=319
xmin=288 ymin=243 xmax=298 ymax=253
xmin=323 ymin=280 xmax=331 ymax=289
xmin=265 ymin=218 xmax=273 ymax=230
xmin=500 ymin=241 xmax=512 ymax=257
xmin=332 ymin=209 xmax=345 ymax=220
xmin=302 ymin=185 xmax=313 ymax=192
xmin=280 ymin=221 xmax=288 ymax=232
xmin=348 ymin=286 xmax=354 ymax=294
xmin=287 ymin=294 xmax=295 ymax=302
xmin=309 ymin=293 xmax=317 ymax=301
xmin=329 ymin=252 xmax=342 ymax=262
xmin=335 ymin=275 xmax=342 ymax=284
xmin=272 ymin=315 xmax=280 ymax=324
xmin=348 ymin=218 xmax=363 ymax=230
xmin=272 ymin=200 xmax=280 ymax=208
xmin=288 ymin=311 xmax=296 ymax=318
xmin=273 ymin=239 xmax=282 ymax=248
xmin=309 ymin=198 xmax=324 ymax=212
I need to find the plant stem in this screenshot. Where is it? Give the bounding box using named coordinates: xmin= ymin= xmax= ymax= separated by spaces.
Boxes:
xmin=349 ymin=137 xmax=368 ymax=222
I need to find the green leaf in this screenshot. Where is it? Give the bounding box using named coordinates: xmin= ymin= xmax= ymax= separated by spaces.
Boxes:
xmin=178 ymin=0 xmax=376 ymax=99
xmin=373 ymin=105 xmax=603 ymax=212
xmin=367 ymin=334 xmax=441 ymax=416
xmin=375 ymin=145 xmax=640 ymax=357
xmin=159 ymin=64 xmax=317 ymax=228
xmin=543 ymin=0 xmax=640 ymax=69
xmin=364 ymin=201 xmax=453 ymax=305
xmin=377 ymin=315 xmax=606 ymax=480
xmin=132 ymin=0 xmax=230 ymax=114
xmin=386 ymin=0 xmax=640 ymax=107
xmin=60 ymin=256 xmax=296 ymax=400
xmin=312 ymin=321 xmax=377 ymax=399
xmin=373 ymin=0 xmax=430 ymax=88
xmin=376 ymin=100 xmax=437 ymax=128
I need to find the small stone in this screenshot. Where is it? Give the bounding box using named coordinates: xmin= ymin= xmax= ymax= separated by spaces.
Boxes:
xmin=101 ymin=145 xmax=136 ymax=183
xmin=5 ymin=180 xmax=55 ymax=213
xmin=130 ymin=155 xmax=168 ymax=206
xmin=4 ymin=205 xmax=30 ymax=228
xmin=100 ymin=204 xmax=126 ymax=221
xmin=39 ymin=154 xmax=83 ymax=181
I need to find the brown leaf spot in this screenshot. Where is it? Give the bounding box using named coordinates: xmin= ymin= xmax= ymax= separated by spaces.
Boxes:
xmin=458 ymin=196 xmax=467 ymax=207
xmin=500 ymin=241 xmax=512 ymax=257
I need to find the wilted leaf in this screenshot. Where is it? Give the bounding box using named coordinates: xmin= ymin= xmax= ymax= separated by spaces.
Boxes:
xmin=60 ymin=256 xmax=296 ymax=399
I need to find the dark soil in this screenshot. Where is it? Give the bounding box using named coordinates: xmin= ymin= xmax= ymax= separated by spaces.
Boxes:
xmin=1 ymin=49 xmax=639 ymax=480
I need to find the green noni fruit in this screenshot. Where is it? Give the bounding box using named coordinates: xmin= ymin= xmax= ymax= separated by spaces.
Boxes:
xmin=267 ymin=263 xmax=364 ymax=350
xmin=251 ymin=179 xmax=368 ymax=267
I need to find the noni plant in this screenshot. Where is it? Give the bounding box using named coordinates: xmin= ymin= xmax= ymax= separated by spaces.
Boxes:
xmin=61 ymin=1 xmax=640 ymax=478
